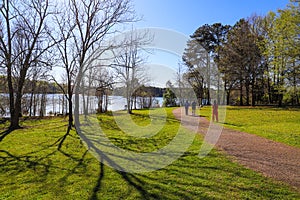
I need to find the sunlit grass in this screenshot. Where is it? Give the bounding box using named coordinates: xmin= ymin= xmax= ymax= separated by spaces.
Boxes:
xmin=199 ymin=106 xmax=300 ymax=148
xmin=0 ymin=109 xmax=299 ymax=199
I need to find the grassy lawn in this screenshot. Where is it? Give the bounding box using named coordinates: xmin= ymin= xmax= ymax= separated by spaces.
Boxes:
xmin=199 ymin=106 xmax=300 ymax=148
xmin=0 ymin=108 xmax=299 ymax=199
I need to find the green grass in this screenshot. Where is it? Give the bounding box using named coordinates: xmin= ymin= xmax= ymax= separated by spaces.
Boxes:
xmin=199 ymin=106 xmax=300 ymax=148
xmin=0 ymin=109 xmax=299 ymax=199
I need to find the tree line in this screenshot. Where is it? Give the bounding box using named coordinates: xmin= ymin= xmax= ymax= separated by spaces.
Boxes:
xmin=0 ymin=0 xmax=149 ymax=131
xmin=0 ymin=75 xmax=63 ymax=93
xmin=1 ymin=0 xmax=298 ymax=132
xmin=181 ymin=0 xmax=299 ymax=106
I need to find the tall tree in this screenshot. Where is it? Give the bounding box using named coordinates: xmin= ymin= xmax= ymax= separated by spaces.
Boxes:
xmin=191 ymin=23 xmax=231 ymax=104
xmin=218 ymin=19 xmax=262 ymax=106
xmin=112 ymin=30 xmax=151 ymax=114
xmin=175 ymin=62 xmax=188 ymax=105
xmin=182 ymin=23 xmax=230 ymax=105
xmin=259 ymin=0 xmax=300 ymax=106
xmin=52 ymin=2 xmax=78 ymax=131
xmin=52 ymin=0 xmax=135 ymax=132
xmin=0 ymin=0 xmax=56 ymax=130
xmin=26 ymin=63 xmax=49 ymax=116
xmin=94 ymin=67 xmax=114 ymax=113
xmin=182 ymin=39 xmax=208 ymax=104
xmin=71 ymin=0 xmax=136 ymax=126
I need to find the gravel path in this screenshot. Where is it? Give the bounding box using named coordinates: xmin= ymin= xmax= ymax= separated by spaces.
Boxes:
xmin=173 ymin=108 xmax=300 ymax=192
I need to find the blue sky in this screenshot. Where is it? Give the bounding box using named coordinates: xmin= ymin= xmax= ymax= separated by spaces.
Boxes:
xmin=133 ymin=0 xmax=290 ymax=35
xmin=131 ymin=0 xmax=290 ymax=87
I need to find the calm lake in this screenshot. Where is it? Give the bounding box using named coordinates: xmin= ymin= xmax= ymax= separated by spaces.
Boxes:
xmin=0 ymin=93 xmax=163 ymax=117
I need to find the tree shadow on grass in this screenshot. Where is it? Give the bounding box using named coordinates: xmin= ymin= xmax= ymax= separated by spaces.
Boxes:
xmin=0 ymin=130 xmax=161 ymax=199
xmin=0 ymin=123 xmax=230 ymax=199
xmin=51 ymin=125 xmax=79 ymax=151
xmin=0 ymin=143 xmax=92 ymax=197
xmin=0 ymin=149 xmax=57 ymax=175
xmin=87 ymin=137 xmax=300 ymax=200
xmin=89 ymin=158 xmax=104 ymax=200
xmin=88 ymin=161 xmax=161 ymax=200
xmin=79 ymin=132 xmax=161 ymax=200
xmin=2 ymin=118 xmax=298 ymax=199
xmin=1 ymin=140 xmax=297 ymax=199
xmin=0 ymin=119 xmax=164 ymax=199
xmin=118 ymin=171 xmax=161 ymax=200
xmin=0 ymin=129 xmax=13 ymax=142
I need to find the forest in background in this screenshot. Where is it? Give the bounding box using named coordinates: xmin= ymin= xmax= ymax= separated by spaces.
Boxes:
xmin=181 ymin=1 xmax=299 ymax=107
xmin=0 ymin=0 xmax=299 ymax=130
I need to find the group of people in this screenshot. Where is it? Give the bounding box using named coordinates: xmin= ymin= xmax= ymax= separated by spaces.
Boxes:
xmin=184 ymin=100 xmax=197 ymax=116
xmin=184 ymin=100 xmax=218 ymax=122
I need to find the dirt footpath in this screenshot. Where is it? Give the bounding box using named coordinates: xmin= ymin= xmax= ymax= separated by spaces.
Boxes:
xmin=173 ymin=108 xmax=300 ymax=192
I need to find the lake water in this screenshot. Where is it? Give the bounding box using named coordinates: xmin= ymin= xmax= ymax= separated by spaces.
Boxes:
xmin=0 ymin=93 xmax=163 ymax=117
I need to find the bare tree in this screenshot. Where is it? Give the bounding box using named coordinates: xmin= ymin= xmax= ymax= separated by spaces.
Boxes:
xmin=183 ymin=39 xmax=211 ymax=105
xmin=49 ymin=0 xmax=137 ymax=150
xmin=71 ymin=0 xmax=136 ymax=124
xmin=51 ymin=2 xmax=77 ymax=131
xmin=175 ymin=62 xmax=189 ymax=105
xmin=52 ymin=0 xmax=135 ymax=132
xmin=93 ymin=67 xmax=114 ymax=113
xmin=0 ymin=0 xmax=56 ymax=130
xmin=112 ymin=30 xmax=151 ymax=114
xmin=23 ymin=54 xmax=50 ymax=116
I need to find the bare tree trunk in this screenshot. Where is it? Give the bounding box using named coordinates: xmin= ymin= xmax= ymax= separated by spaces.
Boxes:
xmin=126 ymin=84 xmax=132 ymax=114
xmin=33 ymin=94 xmax=37 ymax=116
xmin=149 ymin=96 xmax=152 ymax=108
xmin=251 ymin=85 xmax=256 ymax=106
xmin=10 ymin=95 xmax=21 ymax=129
xmin=98 ymin=92 xmax=103 ymax=113
xmin=68 ymin=97 xmax=73 ymax=128
xmin=134 ymin=96 xmax=137 ymax=110
xmin=240 ymin=81 xmax=243 ymax=106
xmin=251 ymin=77 xmax=256 ymax=106
xmin=206 ymin=52 xmax=211 ymax=105
xmin=226 ymin=90 xmax=231 ymax=105
xmin=10 ymin=69 xmax=27 ymax=129
xmin=29 ymin=80 xmax=36 ymax=116
xmin=7 ymin=67 xmax=20 ymax=129
xmin=67 ymin=77 xmax=74 ymax=128
xmin=61 ymin=95 xmax=64 ymax=114
xmin=1 ymin=0 xmax=54 ymax=130
xmin=39 ymin=93 xmax=46 ymax=117
xmin=246 ymin=82 xmax=250 ymax=106
xmin=74 ymin=85 xmax=80 ymax=127
xmin=267 ymin=76 xmax=272 ymax=104
xmin=105 ymin=94 xmax=108 ymax=112
xmin=29 ymin=92 xmax=34 ymax=116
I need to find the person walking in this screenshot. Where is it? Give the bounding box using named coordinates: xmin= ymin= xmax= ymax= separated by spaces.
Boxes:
xmin=184 ymin=100 xmax=190 ymax=115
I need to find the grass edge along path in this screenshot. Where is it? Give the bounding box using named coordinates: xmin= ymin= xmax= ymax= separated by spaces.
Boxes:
xmin=199 ymin=106 xmax=300 ymax=148
xmin=0 ymin=108 xmax=299 ymax=199
xmin=173 ymin=107 xmax=300 ymax=193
